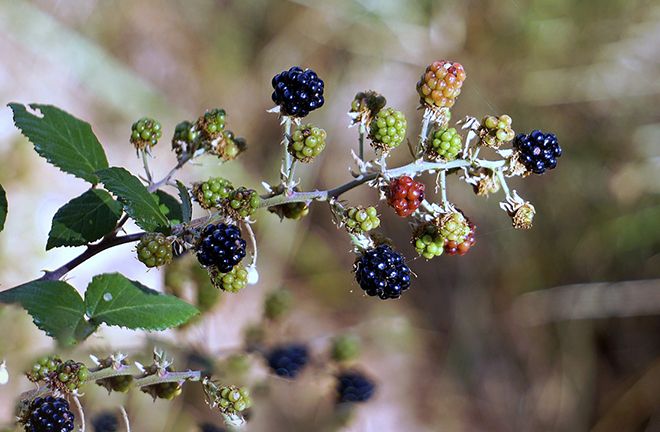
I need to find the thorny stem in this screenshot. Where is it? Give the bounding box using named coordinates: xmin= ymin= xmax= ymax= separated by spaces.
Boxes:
xmin=31 ymin=146 xmax=506 ymax=284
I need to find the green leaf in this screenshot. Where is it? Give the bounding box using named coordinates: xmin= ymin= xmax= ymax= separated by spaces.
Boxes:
xmin=176 ymin=180 xmax=192 ymax=223
xmin=153 ymin=190 xmax=183 ymax=225
xmin=47 ymin=189 xmax=123 ymax=250
xmin=8 ymin=103 xmax=109 ymax=183
xmin=0 ymin=183 xmax=6 ymax=233
xmin=0 ymin=280 xmax=88 ymax=344
xmin=96 ymin=167 xmax=170 ymax=233
xmin=85 ymin=273 xmax=199 ymax=331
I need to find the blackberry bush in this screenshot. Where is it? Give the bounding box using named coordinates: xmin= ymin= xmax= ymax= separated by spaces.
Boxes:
xmin=354 ymin=244 xmax=411 ymax=300
xmin=271 ymin=66 xmax=324 ymax=117
xmin=513 ymin=130 xmax=562 ymax=175
xmin=197 ymin=223 xmax=247 ymax=273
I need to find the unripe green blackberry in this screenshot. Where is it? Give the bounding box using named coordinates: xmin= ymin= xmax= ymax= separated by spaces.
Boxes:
xmin=227 ymin=187 xmax=260 ymax=219
xmin=369 ymin=108 xmax=407 ymax=151
xmin=427 ymin=127 xmax=462 ymax=161
xmin=136 ymin=233 xmax=174 ymax=268
xmin=192 ymin=177 xmax=234 ymax=209
xmin=210 ymin=264 xmax=248 ymax=293
xmin=130 ymin=117 xmax=162 ymax=150
xmin=197 ymin=108 xmax=227 ymax=140
xmin=413 ymin=223 xmax=444 ymax=259
xmin=141 ymin=381 xmax=183 ymax=400
xmin=268 ymin=200 xmax=309 ymax=220
xmin=96 ymin=374 xmax=133 ymax=393
xmin=216 ymin=385 xmax=252 ymax=414
xmin=330 ymin=334 xmax=360 ymax=363
xmin=288 ymin=124 xmax=327 ymax=162
xmin=27 ymin=356 xmax=62 ymax=383
xmin=439 ymin=212 xmax=471 ymax=245
xmin=349 ymin=90 xmax=386 ymax=124
xmin=345 ymin=206 xmax=380 ymax=234
xmin=52 ymin=360 xmax=89 ymax=393
xmin=479 ymin=114 xmax=515 ymax=148
xmin=211 ymin=129 xmax=247 ymax=161
xmin=172 ymin=120 xmax=200 ymax=160
xmin=264 ymin=289 xmax=292 ymax=321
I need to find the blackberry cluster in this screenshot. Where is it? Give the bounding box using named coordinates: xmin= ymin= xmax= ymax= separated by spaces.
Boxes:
xmin=136 ymin=233 xmax=173 ymax=268
xmin=227 ymin=187 xmax=260 ymax=218
xmin=349 ymin=90 xmax=386 ymax=124
xmin=427 ymin=127 xmax=462 ymax=161
xmin=211 ymin=130 xmax=246 ymax=161
xmin=413 ymin=223 xmax=444 ymax=259
xmin=197 ymin=223 xmax=247 ymax=273
xmin=416 ymin=60 xmax=466 ymax=109
xmin=214 ymin=385 xmax=252 ymax=414
xmin=271 ymin=67 xmax=324 ymax=117
xmin=267 ymin=344 xmax=309 ymax=379
xmin=130 ymin=117 xmax=162 ymax=150
xmin=513 ymin=130 xmax=561 ymax=175
xmin=27 ymin=355 xmax=62 ymax=383
xmin=196 ymin=108 xmax=227 ymax=140
xmin=336 ymin=371 xmax=375 ymax=404
xmin=91 ymin=412 xmax=118 ymax=432
xmin=386 ymin=176 xmax=425 ymax=217
xmin=288 ymin=124 xmax=327 ymax=162
xmin=210 ymin=264 xmax=248 ymax=293
xmin=354 ymin=244 xmax=411 ymax=300
xmin=171 ymin=120 xmax=200 ymax=160
xmin=444 ymin=219 xmax=476 ymax=256
xmin=193 ymin=177 xmax=234 ymax=209
xmin=439 ymin=212 xmax=471 ymax=245
xmin=51 ymin=360 xmax=89 ymax=393
xmin=368 ymin=107 xmax=407 ymax=151
xmin=479 ymin=114 xmax=515 ymax=148
xmin=345 ymin=206 xmax=380 ymax=234
xmin=24 ymin=396 xmax=75 ymax=432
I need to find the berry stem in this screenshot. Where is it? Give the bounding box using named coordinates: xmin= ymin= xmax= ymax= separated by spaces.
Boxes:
xmin=133 ymin=370 xmax=202 ymax=387
xmin=141 ymin=149 xmax=153 ymax=184
xmin=495 ymin=169 xmax=511 ymax=199
xmin=242 ymin=221 xmax=258 ymax=267
xmin=358 ymin=121 xmax=366 ymax=160
xmin=417 ymin=110 xmax=432 ymax=157
xmin=147 ymin=152 xmax=192 ymax=193
xmin=72 ymin=395 xmax=85 ymax=432
xmin=439 ymin=169 xmax=449 ymax=210
xmin=119 ymin=406 xmax=131 ymax=432
xmin=280 ymin=116 xmax=293 ymax=188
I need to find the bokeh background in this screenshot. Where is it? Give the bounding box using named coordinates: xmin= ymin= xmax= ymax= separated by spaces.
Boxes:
xmin=0 ymin=0 xmax=659 ymax=431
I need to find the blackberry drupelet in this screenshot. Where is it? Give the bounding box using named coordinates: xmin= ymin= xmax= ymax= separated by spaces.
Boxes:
xmin=196 ymin=223 xmax=247 ymax=273
xmin=271 ymin=67 xmax=324 ymax=117
xmin=336 ymin=371 xmax=375 ymax=403
xmin=24 ymin=396 xmax=75 ymax=432
xmin=354 ymin=245 xmax=411 ymax=299
xmin=267 ymin=344 xmax=309 ymax=379
xmin=513 ymin=130 xmax=561 ymax=175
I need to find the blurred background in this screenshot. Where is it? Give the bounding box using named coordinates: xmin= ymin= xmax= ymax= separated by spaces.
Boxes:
xmin=0 ymin=0 xmax=659 ymax=431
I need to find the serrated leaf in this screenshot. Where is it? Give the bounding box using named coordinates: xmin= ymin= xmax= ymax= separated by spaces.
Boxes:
xmin=47 ymin=189 xmax=123 ymax=250
xmin=153 ymin=190 xmax=183 ymax=225
xmin=96 ymin=167 xmax=170 ymax=233
xmin=0 ymin=184 xmax=6 ymax=233
xmin=176 ymin=180 xmax=192 ymax=223
xmin=8 ymin=103 xmax=108 ymax=183
xmin=0 ymin=280 xmax=88 ymax=344
xmin=85 ymin=273 xmax=199 ymax=331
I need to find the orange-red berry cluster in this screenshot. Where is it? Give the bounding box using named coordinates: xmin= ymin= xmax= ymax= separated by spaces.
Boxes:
xmin=387 ymin=176 xmax=425 ymax=217
xmin=444 ymin=219 xmax=476 ymax=256
xmin=416 ymin=61 xmax=466 ymax=109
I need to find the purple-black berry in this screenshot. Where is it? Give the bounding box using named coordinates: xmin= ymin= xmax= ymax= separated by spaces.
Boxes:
xmin=266 ymin=344 xmax=309 ymax=379
xmin=271 ymin=67 xmax=324 ymax=117
xmin=24 ymin=396 xmax=75 ymax=432
xmin=336 ymin=371 xmax=376 ymax=403
xmin=196 ymin=223 xmax=247 ymax=273
xmin=354 ymin=245 xmax=411 ymax=300
xmin=513 ymin=130 xmax=561 ymax=175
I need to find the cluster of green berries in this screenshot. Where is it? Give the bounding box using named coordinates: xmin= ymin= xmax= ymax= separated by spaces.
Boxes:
xmin=331 ymin=334 xmax=361 ymax=363
xmin=136 ymin=233 xmax=174 ymax=268
xmin=288 ymin=124 xmax=327 ymax=162
xmin=193 ymin=177 xmax=234 ymax=209
xmin=427 ymin=127 xmax=462 ymax=161
xmin=345 ymin=206 xmax=380 ymax=234
xmin=413 ymin=223 xmax=445 ymax=259
xmin=413 ymin=212 xmax=474 ymax=259
xmin=171 ymin=120 xmax=200 ymax=160
xmin=210 ymin=264 xmax=248 ymax=293
xmin=196 ymin=108 xmax=227 ymax=140
xmin=368 ymin=107 xmax=407 ymax=151
xmin=27 ymin=356 xmax=62 ymax=383
xmin=416 ymin=60 xmax=466 ymax=109
xmin=213 ymin=129 xmax=247 ymax=161
xmin=214 ymin=385 xmax=252 ymax=415
xmin=264 ymin=289 xmax=292 ymax=321
xmin=479 ymin=114 xmax=515 ymax=148
xmin=227 ymin=187 xmax=260 ymax=218
xmin=439 ymin=212 xmax=471 ymax=245
xmin=349 ymin=90 xmax=386 ymax=124
xmin=28 ymin=357 xmax=88 ymax=393
xmin=130 ymin=117 xmax=162 ymax=150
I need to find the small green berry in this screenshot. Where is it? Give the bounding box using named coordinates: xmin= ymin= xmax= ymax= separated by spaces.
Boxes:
xmin=130 ymin=117 xmax=162 ymax=150
xmin=192 ymin=177 xmax=234 ymax=209
xmin=369 ymin=107 xmax=407 ymax=151
xmin=136 ymin=233 xmax=174 ymax=268
xmin=288 ymin=124 xmax=327 ymax=162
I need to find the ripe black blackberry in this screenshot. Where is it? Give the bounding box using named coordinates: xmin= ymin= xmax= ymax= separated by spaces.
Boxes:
xmin=196 ymin=223 xmax=247 ymax=273
xmin=271 ymin=67 xmax=324 ymax=117
xmin=354 ymin=245 xmax=411 ymax=300
xmin=24 ymin=396 xmax=75 ymax=432
xmin=336 ymin=371 xmax=375 ymax=403
xmin=91 ymin=411 xmax=118 ymax=432
xmin=513 ymin=130 xmax=561 ymax=175
xmin=266 ymin=344 xmax=309 ymax=379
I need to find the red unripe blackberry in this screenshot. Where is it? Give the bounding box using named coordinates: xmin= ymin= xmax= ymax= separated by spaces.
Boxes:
xmin=444 ymin=219 xmax=476 ymax=256
xmin=416 ymin=61 xmax=466 ymax=109
xmin=386 ymin=176 xmax=425 ymax=217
